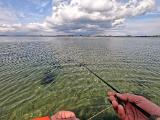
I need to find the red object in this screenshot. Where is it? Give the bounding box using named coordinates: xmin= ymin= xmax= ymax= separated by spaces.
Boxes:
xmin=32 ymin=111 xmax=78 ymax=120
xmin=32 ymin=116 xmax=50 ymax=120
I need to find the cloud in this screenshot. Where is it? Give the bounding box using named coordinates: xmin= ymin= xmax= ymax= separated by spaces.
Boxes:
xmin=43 ymin=0 xmax=155 ymax=34
xmin=0 ymin=0 xmax=156 ymax=35
xmin=0 ymin=6 xmax=18 ymax=24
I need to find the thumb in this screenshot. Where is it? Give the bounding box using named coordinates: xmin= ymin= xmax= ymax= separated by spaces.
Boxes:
xmin=116 ymin=93 xmax=128 ymax=101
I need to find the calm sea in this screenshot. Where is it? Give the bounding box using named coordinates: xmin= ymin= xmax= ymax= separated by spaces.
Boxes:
xmin=0 ymin=37 xmax=160 ymax=120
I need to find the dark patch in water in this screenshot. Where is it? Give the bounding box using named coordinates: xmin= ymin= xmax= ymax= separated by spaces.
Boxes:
xmin=41 ymin=70 xmax=57 ymax=85
xmin=41 ymin=59 xmax=63 ymax=85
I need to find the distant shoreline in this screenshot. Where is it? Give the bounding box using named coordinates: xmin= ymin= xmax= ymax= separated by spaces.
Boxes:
xmin=0 ymin=35 xmax=160 ymax=37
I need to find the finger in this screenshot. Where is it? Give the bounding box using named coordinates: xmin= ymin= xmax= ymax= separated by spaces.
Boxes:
xmin=112 ymin=100 xmax=118 ymax=110
xmin=107 ymin=91 xmax=116 ymax=97
xmin=109 ymin=95 xmax=116 ymax=102
xmin=65 ymin=111 xmax=75 ymax=118
xmin=62 ymin=111 xmax=66 ymax=119
xmin=117 ymin=105 xmax=126 ymax=120
xmin=64 ymin=111 xmax=70 ymax=118
xmin=56 ymin=111 xmax=63 ymax=119
xmin=70 ymin=112 xmax=76 ymax=118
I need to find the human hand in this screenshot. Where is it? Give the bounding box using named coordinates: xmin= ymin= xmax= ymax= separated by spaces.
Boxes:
xmin=32 ymin=111 xmax=78 ymax=120
xmin=107 ymin=91 xmax=160 ymax=120
xmin=51 ymin=111 xmax=78 ymax=120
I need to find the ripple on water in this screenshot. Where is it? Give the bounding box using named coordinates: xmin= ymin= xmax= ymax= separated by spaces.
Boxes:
xmin=0 ymin=37 xmax=160 ymax=120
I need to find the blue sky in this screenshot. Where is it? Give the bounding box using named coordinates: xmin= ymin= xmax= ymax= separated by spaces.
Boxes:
xmin=0 ymin=0 xmax=52 ymax=23
xmin=0 ymin=0 xmax=160 ymax=35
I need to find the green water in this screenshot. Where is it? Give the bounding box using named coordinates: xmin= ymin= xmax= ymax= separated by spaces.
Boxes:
xmin=0 ymin=37 xmax=160 ymax=120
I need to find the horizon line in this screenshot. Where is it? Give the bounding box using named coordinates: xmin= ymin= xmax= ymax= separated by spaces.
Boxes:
xmin=0 ymin=35 xmax=160 ymax=37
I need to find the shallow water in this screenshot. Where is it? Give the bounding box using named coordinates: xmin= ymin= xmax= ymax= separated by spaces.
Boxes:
xmin=0 ymin=37 xmax=160 ymax=120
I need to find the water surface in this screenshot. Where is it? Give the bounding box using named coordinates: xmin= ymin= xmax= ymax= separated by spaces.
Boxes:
xmin=0 ymin=37 xmax=160 ymax=120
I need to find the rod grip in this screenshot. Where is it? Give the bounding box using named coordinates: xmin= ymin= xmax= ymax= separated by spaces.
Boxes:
xmin=116 ymin=96 xmax=151 ymax=118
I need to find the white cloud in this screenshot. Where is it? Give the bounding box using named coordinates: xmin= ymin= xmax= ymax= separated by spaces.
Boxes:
xmin=47 ymin=0 xmax=157 ymax=34
xmin=112 ymin=18 xmax=125 ymax=27
xmin=0 ymin=0 xmax=157 ymax=35
xmin=0 ymin=7 xmax=18 ymax=24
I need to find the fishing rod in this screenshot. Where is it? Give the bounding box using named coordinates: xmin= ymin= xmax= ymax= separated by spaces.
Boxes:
xmin=79 ymin=63 xmax=120 ymax=93
xmin=79 ymin=63 xmax=151 ymax=118
xmin=55 ymin=56 xmax=151 ymax=118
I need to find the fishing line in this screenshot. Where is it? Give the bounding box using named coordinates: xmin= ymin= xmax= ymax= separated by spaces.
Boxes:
xmin=87 ymin=106 xmax=112 ymax=120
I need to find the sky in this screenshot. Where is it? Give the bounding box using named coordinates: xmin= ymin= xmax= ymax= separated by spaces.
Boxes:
xmin=0 ymin=0 xmax=160 ymax=36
